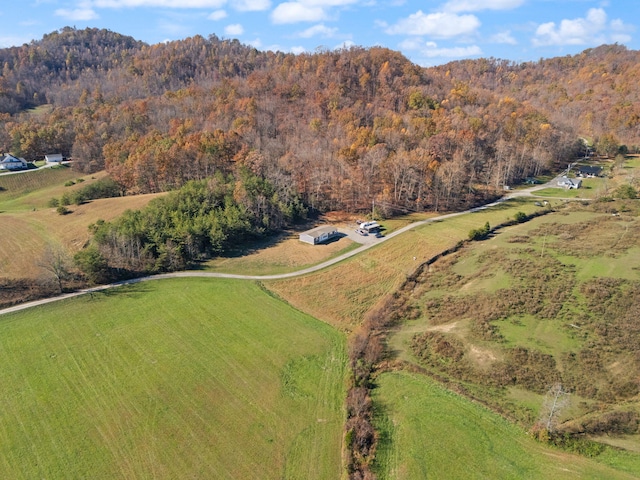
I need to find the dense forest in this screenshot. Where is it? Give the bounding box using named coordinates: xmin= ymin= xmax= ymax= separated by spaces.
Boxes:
xmin=3 ymin=28 xmax=638 ymax=218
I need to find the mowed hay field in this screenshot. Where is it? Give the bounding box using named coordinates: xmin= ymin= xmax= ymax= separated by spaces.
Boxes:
xmin=0 ymin=278 xmax=347 ymax=479
xmin=0 ymin=168 xmax=161 ymax=279
xmin=373 ymin=372 xmax=640 ymax=480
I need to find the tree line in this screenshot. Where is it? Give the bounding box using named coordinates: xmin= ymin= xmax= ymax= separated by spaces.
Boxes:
xmin=74 ymin=170 xmax=306 ymax=281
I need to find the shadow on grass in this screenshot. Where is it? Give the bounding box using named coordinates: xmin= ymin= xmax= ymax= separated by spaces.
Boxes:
xmin=91 ymin=281 xmax=154 ymax=300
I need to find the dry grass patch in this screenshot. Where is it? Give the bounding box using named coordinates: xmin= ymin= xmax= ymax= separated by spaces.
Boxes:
xmin=0 ymin=193 xmax=161 ymax=279
xmin=204 ymin=230 xmax=357 ymax=275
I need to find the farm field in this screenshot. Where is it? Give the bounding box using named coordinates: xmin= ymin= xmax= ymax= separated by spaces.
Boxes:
xmin=373 ymin=372 xmax=640 ymax=480
xmin=0 ymin=278 xmax=347 ymax=479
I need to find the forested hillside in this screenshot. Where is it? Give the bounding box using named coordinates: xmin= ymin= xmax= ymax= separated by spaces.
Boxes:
xmin=0 ymin=28 xmax=637 ymax=214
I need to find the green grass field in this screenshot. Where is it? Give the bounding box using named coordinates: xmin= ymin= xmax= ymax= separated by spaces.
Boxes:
xmin=373 ymin=372 xmax=639 ymax=480
xmin=0 ymin=278 xmax=347 ymax=479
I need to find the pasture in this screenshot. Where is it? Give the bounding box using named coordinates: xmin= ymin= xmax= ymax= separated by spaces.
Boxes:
xmin=0 ymin=278 xmax=347 ymax=479
xmin=385 ymin=200 xmax=640 ymax=451
xmin=373 ymin=372 xmax=639 ymax=479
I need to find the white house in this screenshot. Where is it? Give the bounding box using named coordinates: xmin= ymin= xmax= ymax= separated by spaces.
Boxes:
xmin=45 ymin=153 xmax=64 ymax=164
xmin=299 ymin=225 xmax=339 ymax=245
xmin=0 ymin=154 xmax=28 ymax=171
xmin=557 ymin=177 xmax=582 ymax=189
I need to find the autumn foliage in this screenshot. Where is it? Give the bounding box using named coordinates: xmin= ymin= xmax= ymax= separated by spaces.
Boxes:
xmin=4 ymin=29 xmax=636 ymax=217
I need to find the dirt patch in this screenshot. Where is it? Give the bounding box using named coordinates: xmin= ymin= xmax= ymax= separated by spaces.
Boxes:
xmin=467 ymin=344 xmax=498 ymax=369
xmin=427 ymin=321 xmax=459 ymax=333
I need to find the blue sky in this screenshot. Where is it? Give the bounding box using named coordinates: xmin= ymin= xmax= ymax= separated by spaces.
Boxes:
xmin=1 ymin=1 xmax=638 ymax=66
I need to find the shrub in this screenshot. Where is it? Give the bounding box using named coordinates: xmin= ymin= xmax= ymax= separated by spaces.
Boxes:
xmin=47 ymin=197 xmax=60 ymax=208
xmin=469 ymin=221 xmax=491 ymax=241
xmin=613 ymin=184 xmax=637 ymax=199
xmin=56 ymin=205 xmax=70 ymax=215
xmin=514 ymin=211 xmax=527 ymax=223
xmin=64 ymin=180 xmax=75 ymax=187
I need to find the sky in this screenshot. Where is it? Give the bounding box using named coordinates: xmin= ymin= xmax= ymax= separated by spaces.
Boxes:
xmin=1 ymin=1 xmax=638 ymax=66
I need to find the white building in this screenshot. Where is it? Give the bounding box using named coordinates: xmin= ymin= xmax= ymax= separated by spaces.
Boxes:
xmin=299 ymin=225 xmax=339 ymax=245
xmin=0 ymin=154 xmax=28 ymax=171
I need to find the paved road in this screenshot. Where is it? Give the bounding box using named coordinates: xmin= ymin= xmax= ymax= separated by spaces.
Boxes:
xmin=0 ymin=182 xmax=576 ymax=316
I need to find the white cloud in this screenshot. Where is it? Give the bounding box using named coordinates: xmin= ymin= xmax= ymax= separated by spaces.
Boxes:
xmin=301 ymin=0 xmax=357 ymax=5
xmin=489 ymin=30 xmax=517 ymax=45
xmin=208 ymin=10 xmax=227 ymax=20
xmin=224 ymin=23 xmax=244 ymax=35
xmin=425 ymin=42 xmax=482 ymax=58
xmin=54 ymin=8 xmax=99 ymax=21
xmin=335 ymin=39 xmax=355 ymax=50
xmin=233 ymin=0 xmax=271 ymax=11
xmin=94 ymin=0 xmax=226 ymax=7
xmin=532 ymin=8 xmax=631 ymax=46
xmin=385 ymin=10 xmax=480 ymax=38
xmin=399 ymin=39 xmax=481 ymax=59
xmin=271 ymin=2 xmax=327 ymax=24
xmin=443 ymin=0 xmax=523 ymax=13
xmin=0 ymin=35 xmax=33 ymax=48
xmin=291 ymin=45 xmax=306 ymax=54
xmin=398 ymin=37 xmax=424 ymax=51
xmin=298 ymin=24 xmax=337 ymax=38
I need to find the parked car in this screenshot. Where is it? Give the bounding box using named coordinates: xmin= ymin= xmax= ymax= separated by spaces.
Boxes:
xmin=355 ymin=228 xmax=368 ymax=236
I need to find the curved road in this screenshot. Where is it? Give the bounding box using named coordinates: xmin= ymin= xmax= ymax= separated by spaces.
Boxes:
xmin=0 ymin=181 xmax=573 ymax=316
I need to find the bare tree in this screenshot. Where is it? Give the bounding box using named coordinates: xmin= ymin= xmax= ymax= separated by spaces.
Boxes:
xmin=38 ymin=244 xmax=72 ymax=293
xmin=537 ymin=383 xmax=570 ymax=434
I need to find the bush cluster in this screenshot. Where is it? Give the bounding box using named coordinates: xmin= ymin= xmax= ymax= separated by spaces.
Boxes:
xmin=468 ymin=221 xmax=491 ymax=241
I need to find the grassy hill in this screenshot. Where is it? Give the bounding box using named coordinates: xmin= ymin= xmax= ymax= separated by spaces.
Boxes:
xmin=0 ymin=166 xmax=161 ymax=281
xmin=373 ymin=372 xmax=640 ymax=479
xmin=0 ymin=278 xmax=347 ymax=479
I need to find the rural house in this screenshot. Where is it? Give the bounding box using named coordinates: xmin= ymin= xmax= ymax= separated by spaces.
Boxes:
xmin=0 ymin=154 xmax=28 ymax=171
xmin=299 ymin=225 xmax=339 ymax=245
xmin=45 ymin=153 xmax=64 ymax=164
xmin=557 ymin=176 xmax=582 ymax=189
xmin=576 ymin=165 xmax=602 ymax=177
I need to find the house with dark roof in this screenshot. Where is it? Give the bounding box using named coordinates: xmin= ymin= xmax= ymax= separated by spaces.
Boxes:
xmin=576 ymin=165 xmax=602 ymax=177
xmin=0 ymin=154 xmax=28 ymax=171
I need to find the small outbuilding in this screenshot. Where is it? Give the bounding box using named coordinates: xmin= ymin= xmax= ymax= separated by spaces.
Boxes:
xmin=45 ymin=153 xmax=64 ymax=164
xmin=299 ymin=225 xmax=339 ymax=245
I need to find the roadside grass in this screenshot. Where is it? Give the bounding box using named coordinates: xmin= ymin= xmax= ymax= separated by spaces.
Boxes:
xmin=266 ymin=198 xmax=553 ymax=330
xmin=372 ymin=372 xmax=638 ymax=480
xmin=202 ymin=231 xmax=360 ymax=275
xmin=0 ymin=278 xmax=346 ymax=480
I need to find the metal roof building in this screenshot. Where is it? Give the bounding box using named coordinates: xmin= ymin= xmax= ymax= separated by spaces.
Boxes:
xmin=299 ymin=225 xmax=339 ymax=245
